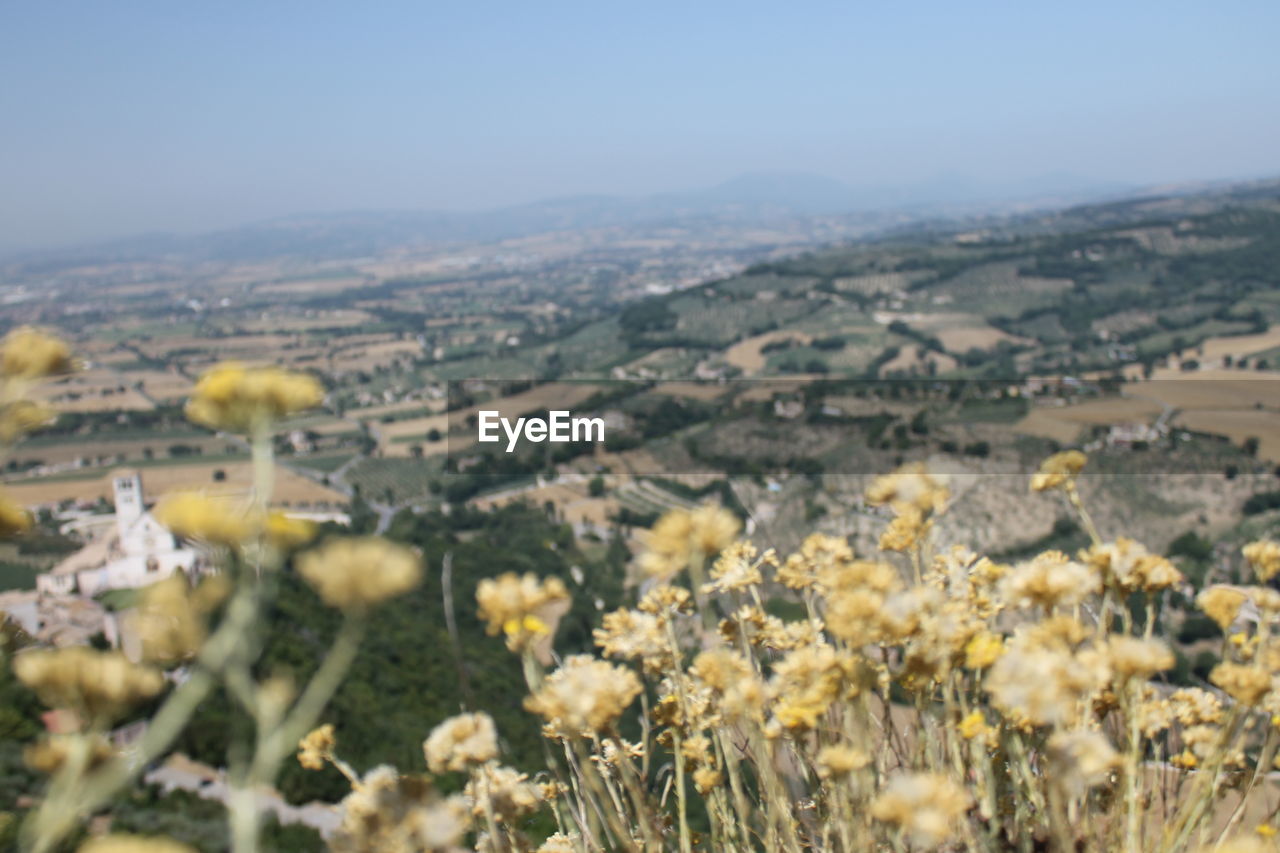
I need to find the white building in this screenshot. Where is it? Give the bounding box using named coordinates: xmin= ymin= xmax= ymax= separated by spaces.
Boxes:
xmin=36 ymin=471 xmax=201 ymax=597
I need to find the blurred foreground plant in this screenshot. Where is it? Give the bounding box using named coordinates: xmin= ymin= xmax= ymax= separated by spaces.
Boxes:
xmin=8 ymin=358 xmax=422 ymax=853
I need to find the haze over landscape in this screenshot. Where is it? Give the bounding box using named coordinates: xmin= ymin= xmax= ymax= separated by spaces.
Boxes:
xmin=2 ymin=0 xmax=1278 ymax=252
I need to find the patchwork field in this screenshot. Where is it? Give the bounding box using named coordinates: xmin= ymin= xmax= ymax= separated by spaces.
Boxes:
xmin=377 ymin=382 xmax=607 ymax=456
xmin=3 ymin=461 xmax=345 ymax=507
xmin=878 ymin=346 xmax=958 ymax=377
xmin=1014 ymin=397 xmax=1166 ymax=444
xmin=724 ymin=330 xmax=812 ymax=374
xmin=35 ymin=369 xmax=155 ymax=412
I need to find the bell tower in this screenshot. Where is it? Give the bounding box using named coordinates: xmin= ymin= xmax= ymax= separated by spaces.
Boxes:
xmin=113 ymin=470 xmax=143 ymax=539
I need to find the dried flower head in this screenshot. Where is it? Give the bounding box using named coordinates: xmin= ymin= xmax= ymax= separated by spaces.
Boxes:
xmin=13 ymin=647 xmax=164 ymax=723
xmin=870 ymin=772 xmax=971 ymax=849
xmin=638 ymin=504 xmax=740 ymax=580
xmin=332 ymin=765 xmax=470 ymax=851
xmin=1211 ymin=662 xmax=1271 ymax=706
xmin=1106 ymin=636 xmax=1175 ymax=681
xmin=476 ymin=572 xmax=571 ymax=663
xmin=1082 ymin=538 xmax=1184 ymax=592
xmin=1001 ymin=550 xmax=1098 ymax=611
xmin=1 ymin=327 xmax=75 ymax=380
xmin=423 ymin=712 xmax=499 ymax=774
xmin=1199 ymin=586 xmax=1249 ymax=631
xmin=524 ymin=655 xmax=641 ymax=736
xmin=865 ymin=463 xmax=949 ymax=514
xmin=297 ymin=723 xmax=337 ymax=771
xmin=770 ymin=645 xmax=866 ymax=730
xmin=0 ymin=491 xmax=32 ymax=538
xmin=1031 ymin=449 xmax=1087 ymax=492
xmin=816 ymin=743 xmax=870 ymax=778
xmin=593 ymin=608 xmax=667 ymax=672
xmin=703 ymin=540 xmax=765 ymax=593
xmin=1046 ymin=729 xmax=1119 ymax=796
xmin=153 ymin=492 xmax=256 ymax=547
xmin=186 ymin=362 xmax=324 ymax=433
xmin=1244 ymin=540 xmax=1280 ymax=583
xmin=130 ymin=574 xmax=226 ymax=663
xmin=0 ymin=399 xmax=56 ymax=443
xmin=464 ymin=764 xmax=544 ymax=823
xmin=297 ymin=536 xmax=421 ymax=611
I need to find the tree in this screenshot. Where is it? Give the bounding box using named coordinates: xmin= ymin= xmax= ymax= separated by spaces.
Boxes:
xmin=588 ymin=476 xmax=605 ymax=498
xmin=1244 ymin=436 xmax=1260 ymax=457
xmin=212 ymin=469 xmax=226 ymax=482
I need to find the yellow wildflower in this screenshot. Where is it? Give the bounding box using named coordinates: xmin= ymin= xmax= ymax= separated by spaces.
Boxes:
xmin=692 ymin=766 xmax=723 ymax=795
xmin=1199 ymin=586 xmax=1249 ymax=631
xmin=524 ymin=655 xmax=641 ymax=736
xmin=297 ymin=536 xmax=421 ymax=610
xmin=1244 ymin=540 xmax=1280 ymax=583
xmin=964 ymin=632 xmax=1005 ymax=670
xmin=1001 ymin=550 xmax=1098 ymax=610
xmin=185 ymin=362 xmax=323 ymax=433
xmin=865 ymin=463 xmax=949 ymax=514
xmin=297 ymin=724 xmax=337 ymax=771
xmin=958 ymin=711 xmax=989 ymax=741
xmin=637 ymin=503 xmax=740 ymax=580
xmin=131 ymin=574 xmax=225 ymax=663
xmin=816 ymin=744 xmax=870 ymax=778
xmin=1031 ymin=449 xmax=1087 ymax=492
xmin=1 ymin=327 xmax=75 ymax=380
xmin=1211 ymin=663 xmax=1271 ymax=706
xmin=153 ymin=492 xmax=255 ymax=546
xmin=870 ymin=772 xmax=971 ymax=849
xmin=13 ymin=647 xmax=164 ymax=723
xmin=265 ymin=510 xmax=316 ymax=550
xmin=423 ymin=712 xmax=499 ymax=774
xmin=476 ymin=571 xmax=571 ymax=663
xmin=333 ymin=765 xmax=471 ymax=849
xmin=1046 ymin=729 xmax=1119 ymax=796
xmin=0 ymin=491 xmax=32 ymax=538
xmin=464 ymin=764 xmax=543 ymax=823
xmin=1106 ymin=636 xmax=1175 ymax=681
xmin=0 ymin=399 xmax=56 ymax=443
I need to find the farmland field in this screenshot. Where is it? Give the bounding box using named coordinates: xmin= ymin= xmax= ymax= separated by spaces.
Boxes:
xmin=3 ymin=461 xmax=344 ymax=507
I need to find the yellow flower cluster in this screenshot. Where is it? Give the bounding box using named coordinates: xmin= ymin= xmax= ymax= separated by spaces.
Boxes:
xmin=13 ymin=647 xmax=164 ymax=724
xmin=635 ymin=503 xmax=740 ymax=581
xmin=423 ymin=712 xmax=499 ymax=774
xmin=296 ymin=536 xmax=422 ymax=611
xmin=870 ymin=772 xmax=971 ymax=849
xmin=0 ymin=491 xmax=32 ymax=538
xmin=524 ymin=655 xmax=642 ymax=737
xmin=185 ymin=362 xmax=324 ymax=433
xmin=130 ymin=573 xmax=230 ymax=663
xmin=330 ymin=765 xmax=471 ymax=852
xmin=1030 ymin=448 xmax=1087 ymax=492
xmin=475 ymin=572 xmax=571 ymax=662
xmin=153 ymin=492 xmax=316 ymax=551
xmin=1 ymin=327 xmax=75 ymax=380
xmin=297 ymin=723 xmax=338 ymax=771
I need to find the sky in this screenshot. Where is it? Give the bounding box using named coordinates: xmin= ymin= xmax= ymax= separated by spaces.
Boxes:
xmin=1 ymin=0 xmax=1278 ymax=252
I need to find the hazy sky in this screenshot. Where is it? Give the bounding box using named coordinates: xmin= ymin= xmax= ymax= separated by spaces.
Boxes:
xmin=2 ymin=1 xmax=1277 ymax=251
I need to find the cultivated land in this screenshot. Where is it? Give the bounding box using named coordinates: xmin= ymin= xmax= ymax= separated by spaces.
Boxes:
xmin=2 ymin=178 xmax=1279 ymax=553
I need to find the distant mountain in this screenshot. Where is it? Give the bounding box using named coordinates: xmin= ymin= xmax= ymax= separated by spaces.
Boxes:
xmin=0 ymin=171 xmax=1149 ymax=268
